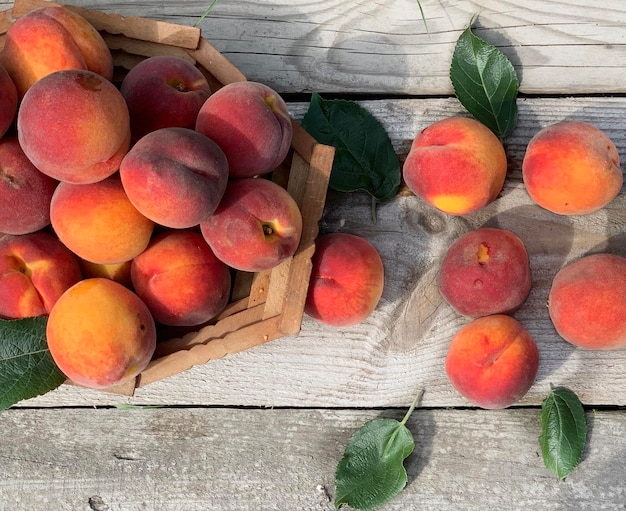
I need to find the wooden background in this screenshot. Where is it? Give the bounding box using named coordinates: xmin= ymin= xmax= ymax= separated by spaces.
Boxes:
xmin=1 ymin=1 xmax=625 ymax=509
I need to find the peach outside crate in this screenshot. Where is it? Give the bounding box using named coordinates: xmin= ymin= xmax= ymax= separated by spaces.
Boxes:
xmin=0 ymin=0 xmax=335 ymax=395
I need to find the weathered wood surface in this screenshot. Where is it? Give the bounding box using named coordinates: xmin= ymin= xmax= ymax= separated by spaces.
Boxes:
xmin=1 ymin=407 xmax=625 ymax=510
xmin=1 ymin=1 xmax=626 ymax=509
xmin=2 ymin=0 xmax=625 ymax=95
xmin=17 ymin=96 xmax=626 ymax=409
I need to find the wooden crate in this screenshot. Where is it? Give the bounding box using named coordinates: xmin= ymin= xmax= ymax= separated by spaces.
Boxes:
xmin=0 ymin=0 xmax=335 ymax=396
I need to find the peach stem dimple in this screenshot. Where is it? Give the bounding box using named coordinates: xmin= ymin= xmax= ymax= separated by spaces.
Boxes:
xmin=476 ymin=242 xmax=490 ymax=265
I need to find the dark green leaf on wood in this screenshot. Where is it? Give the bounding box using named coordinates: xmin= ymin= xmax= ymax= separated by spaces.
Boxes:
xmin=301 ymin=92 xmax=401 ymax=204
xmin=0 ymin=317 xmax=65 ymax=410
xmin=450 ymin=20 xmax=519 ymax=138
xmin=334 ymin=389 xmax=423 ymax=510
xmin=539 ymin=386 xmax=587 ymax=479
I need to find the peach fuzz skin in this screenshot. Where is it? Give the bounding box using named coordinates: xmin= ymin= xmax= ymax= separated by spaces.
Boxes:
xmin=0 ymin=137 xmax=58 ymax=235
xmin=548 ymin=253 xmax=626 ymax=350
xmin=18 ymin=69 xmax=130 ymax=184
xmin=522 ymin=121 xmax=622 ymax=215
xmin=439 ymin=228 xmax=531 ymax=318
xmin=195 ymin=81 xmax=292 ymax=178
xmin=402 ymin=117 xmax=507 ymax=215
xmin=0 ymin=6 xmax=113 ymax=98
xmin=445 ymin=315 xmax=539 ymax=409
xmin=46 ymin=278 xmax=156 ymax=389
xmin=121 ymin=55 xmax=211 ymax=141
xmin=50 ymin=174 xmax=154 ymax=265
xmin=304 ymin=233 xmax=384 ymax=328
xmin=200 ymin=178 xmax=302 ymax=272
xmin=131 ymin=231 xmax=232 ymax=327
xmin=120 ymin=127 xmax=229 ymax=229
xmin=0 ymin=231 xmax=82 ymax=319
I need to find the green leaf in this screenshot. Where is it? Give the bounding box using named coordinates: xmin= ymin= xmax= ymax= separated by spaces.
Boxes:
xmin=334 ymin=389 xmax=424 ymax=510
xmin=301 ymin=93 xmax=401 ymax=204
xmin=450 ymin=20 xmax=519 ymax=138
xmin=0 ymin=317 xmax=65 ymax=410
xmin=539 ymin=386 xmax=587 ymax=479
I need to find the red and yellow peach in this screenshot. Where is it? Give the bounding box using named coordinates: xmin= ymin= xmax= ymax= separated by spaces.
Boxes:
xmin=548 ymin=253 xmax=626 ymax=350
xmin=0 ymin=231 xmax=82 ymax=319
xmin=195 ymin=81 xmax=292 ymax=178
xmin=522 ymin=121 xmax=622 ymax=215
xmin=17 ymin=69 xmax=130 ymax=184
xmin=46 ymin=278 xmax=156 ymax=389
xmin=403 ymin=117 xmax=507 ymax=215
xmin=120 ymin=127 xmax=229 ymax=229
xmin=304 ymin=232 xmax=384 ymax=327
xmin=445 ymin=314 xmax=539 ymax=409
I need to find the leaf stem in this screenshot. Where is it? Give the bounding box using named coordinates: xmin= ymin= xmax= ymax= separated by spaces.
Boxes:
xmin=400 ymin=388 xmax=425 ymax=426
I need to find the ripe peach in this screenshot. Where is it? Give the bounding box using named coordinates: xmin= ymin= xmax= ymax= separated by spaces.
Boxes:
xmin=0 ymin=64 xmax=17 ymax=138
xmin=522 ymin=121 xmax=622 ymax=215
xmin=445 ymin=315 xmax=539 ymax=409
xmin=304 ymin=233 xmax=384 ymax=327
xmin=0 ymin=137 xmax=58 ymax=235
xmin=120 ymin=127 xmax=229 ymax=229
xmin=0 ymin=231 xmax=82 ymax=319
xmin=131 ymin=231 xmax=232 ymax=326
xmin=0 ymin=6 xmax=113 ymax=98
xmin=50 ymin=174 xmax=154 ymax=265
xmin=403 ymin=117 xmax=507 ymax=215
xmin=46 ymin=278 xmax=156 ymax=389
xmin=548 ymin=253 xmax=626 ymax=350
xmin=17 ymin=69 xmax=130 ymax=184
xmin=200 ymin=178 xmax=303 ymax=272
xmin=439 ymin=228 xmax=531 ymax=318
xmin=120 ymin=55 xmax=211 ymax=140
xmin=195 ymin=81 xmax=292 ymax=178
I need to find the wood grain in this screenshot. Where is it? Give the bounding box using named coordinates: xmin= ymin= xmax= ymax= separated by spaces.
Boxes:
xmin=0 ymin=407 xmax=624 ymax=511
xmin=1 ymin=0 xmax=624 ymax=95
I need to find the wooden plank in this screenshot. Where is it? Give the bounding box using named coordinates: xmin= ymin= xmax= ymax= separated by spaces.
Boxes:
xmin=1 ymin=407 xmax=624 ymax=510
xmin=1 ymin=0 xmax=625 ymax=95
xmin=17 ymin=96 xmax=626 ymax=409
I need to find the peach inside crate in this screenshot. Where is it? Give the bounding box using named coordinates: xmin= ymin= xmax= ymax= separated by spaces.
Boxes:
xmin=0 ymin=0 xmax=335 ymax=395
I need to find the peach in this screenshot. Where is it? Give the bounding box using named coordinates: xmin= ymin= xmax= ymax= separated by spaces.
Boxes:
xmin=195 ymin=81 xmax=292 ymax=178
xmin=17 ymin=69 xmax=130 ymax=184
xmin=304 ymin=233 xmax=384 ymax=327
xmin=439 ymin=228 xmax=531 ymax=318
xmin=120 ymin=55 xmax=211 ymax=140
xmin=0 ymin=6 xmax=113 ymax=98
xmin=522 ymin=121 xmax=622 ymax=215
xmin=120 ymin=127 xmax=229 ymax=229
xmin=0 ymin=231 xmax=82 ymax=319
xmin=131 ymin=231 xmax=232 ymax=326
xmin=0 ymin=137 xmax=58 ymax=235
xmin=445 ymin=315 xmax=539 ymax=409
xmin=46 ymin=278 xmax=156 ymax=389
xmin=78 ymin=258 xmax=133 ymax=289
xmin=50 ymin=174 xmax=154 ymax=265
xmin=548 ymin=253 xmax=626 ymax=350
xmin=200 ymin=177 xmax=303 ymax=272
xmin=402 ymin=117 xmax=507 ymax=215
xmin=0 ymin=64 xmax=17 ymax=138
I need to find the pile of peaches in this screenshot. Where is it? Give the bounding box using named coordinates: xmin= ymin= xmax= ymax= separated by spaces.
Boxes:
xmin=403 ymin=116 xmax=626 ymax=409
xmin=0 ymin=6 xmax=385 ymax=390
